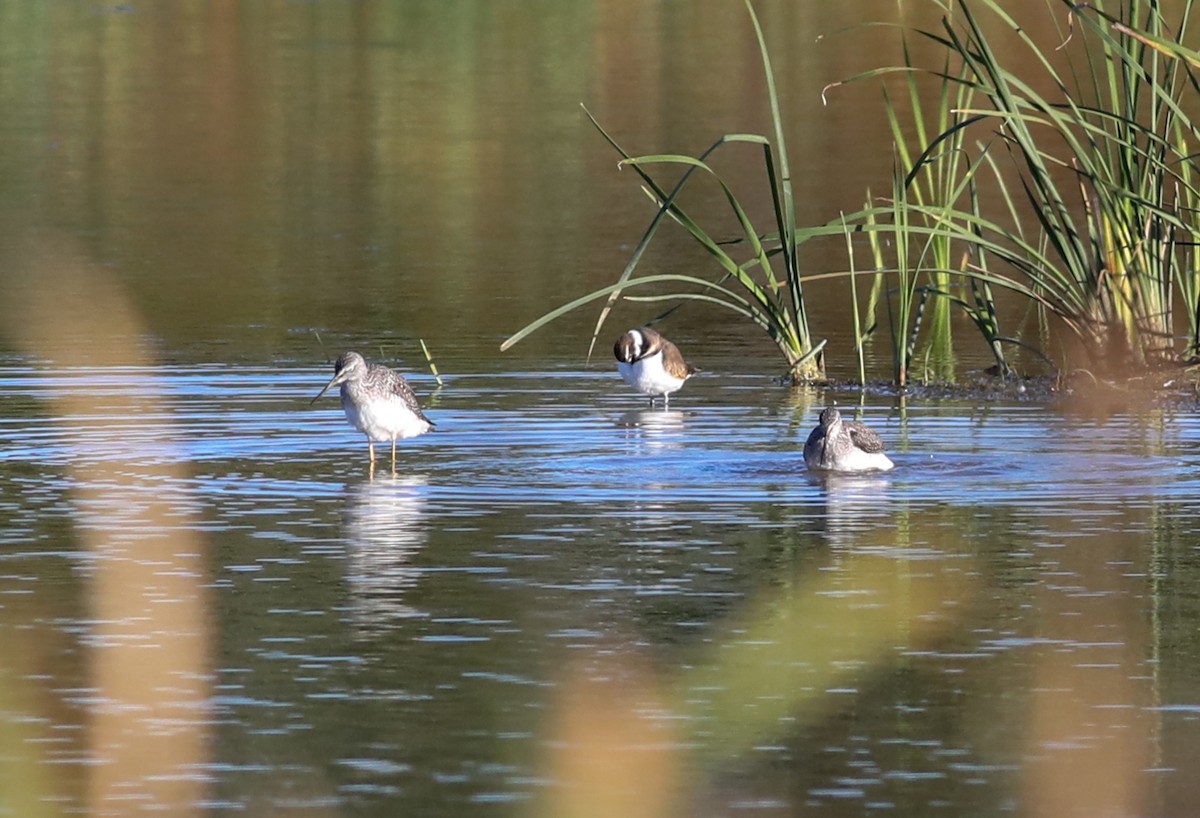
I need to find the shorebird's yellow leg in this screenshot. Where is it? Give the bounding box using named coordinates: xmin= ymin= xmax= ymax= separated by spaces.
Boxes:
xmin=391 ymin=438 xmax=398 ymax=474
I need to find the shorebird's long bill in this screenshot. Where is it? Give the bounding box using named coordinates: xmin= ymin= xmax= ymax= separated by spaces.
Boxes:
xmin=310 ymin=371 xmax=346 ymax=405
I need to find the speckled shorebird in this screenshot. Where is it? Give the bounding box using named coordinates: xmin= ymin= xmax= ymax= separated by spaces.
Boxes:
xmin=311 ymin=351 xmax=434 ymax=473
xmin=803 ymin=407 xmax=894 ymax=473
xmin=613 ymin=327 xmax=697 ymax=407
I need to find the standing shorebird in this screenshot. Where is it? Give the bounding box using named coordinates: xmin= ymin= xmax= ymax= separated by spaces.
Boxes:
xmin=803 ymin=407 xmax=894 ymax=473
xmin=311 ymin=351 xmax=434 ymax=473
xmin=613 ymin=327 xmax=697 ymax=407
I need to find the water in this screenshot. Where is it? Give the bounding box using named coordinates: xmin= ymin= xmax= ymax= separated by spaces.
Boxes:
xmin=3 ymin=0 xmax=1200 ymax=815
xmin=2 ymin=361 xmax=1200 ymax=816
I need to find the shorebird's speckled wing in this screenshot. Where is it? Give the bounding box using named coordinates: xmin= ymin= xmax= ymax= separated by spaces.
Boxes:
xmin=365 ymin=365 xmax=435 ymax=427
xmin=846 ymin=421 xmax=887 ymax=453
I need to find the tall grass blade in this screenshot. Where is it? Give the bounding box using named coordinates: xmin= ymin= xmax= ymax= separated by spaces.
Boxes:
xmin=419 ymin=339 xmax=444 ymax=387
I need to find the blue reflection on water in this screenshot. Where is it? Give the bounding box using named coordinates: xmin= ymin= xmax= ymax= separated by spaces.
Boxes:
xmin=3 ymin=366 xmax=1197 ymax=511
xmin=2 ymin=363 xmax=1200 ymax=814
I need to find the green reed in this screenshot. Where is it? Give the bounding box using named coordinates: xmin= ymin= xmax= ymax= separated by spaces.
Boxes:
xmin=872 ymin=0 xmax=1200 ymax=372
xmin=502 ymin=0 xmax=825 ymax=383
xmin=420 ymin=338 xmax=444 ymax=388
xmin=841 ymin=212 xmax=868 ymax=385
xmin=827 ymin=6 xmax=996 ymax=385
xmin=1119 ymin=21 xmax=1200 ymax=360
xmin=810 ymin=0 xmax=1200 ymax=382
xmin=506 ymin=0 xmax=1200 ymax=384
xmin=886 ymin=26 xmax=965 ymax=385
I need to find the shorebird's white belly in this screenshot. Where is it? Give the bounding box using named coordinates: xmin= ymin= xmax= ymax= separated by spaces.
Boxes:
xmin=806 ymin=445 xmax=894 ymax=472
xmin=342 ymin=391 xmax=430 ymax=442
xmin=618 ymin=352 xmax=684 ymax=397
xmin=835 ymin=448 xmax=894 ymax=472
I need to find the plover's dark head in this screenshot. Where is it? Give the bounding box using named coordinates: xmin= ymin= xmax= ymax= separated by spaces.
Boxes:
xmin=312 ymin=351 xmax=368 ymax=403
xmin=614 ymin=329 xmax=647 ymax=364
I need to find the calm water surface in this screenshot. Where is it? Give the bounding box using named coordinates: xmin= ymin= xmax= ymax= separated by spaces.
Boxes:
xmin=2 ymin=359 xmax=1200 ymax=816
xmin=3 ymin=1 xmax=1200 ymax=816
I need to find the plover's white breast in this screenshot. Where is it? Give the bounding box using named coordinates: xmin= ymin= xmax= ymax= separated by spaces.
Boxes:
xmin=618 ymin=351 xmax=686 ymax=397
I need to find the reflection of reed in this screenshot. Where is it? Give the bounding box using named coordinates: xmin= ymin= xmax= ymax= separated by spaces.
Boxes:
xmin=343 ymin=475 xmax=429 ymax=635
xmin=537 ymin=648 xmax=681 ymax=818
xmin=1021 ymin=519 xmax=1154 ymax=818
xmin=0 ymin=237 xmax=212 ymax=815
xmin=531 ymin=553 xmax=973 ymax=818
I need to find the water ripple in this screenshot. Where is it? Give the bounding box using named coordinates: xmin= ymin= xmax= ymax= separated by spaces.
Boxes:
xmin=3 ymin=366 xmax=1199 ymax=514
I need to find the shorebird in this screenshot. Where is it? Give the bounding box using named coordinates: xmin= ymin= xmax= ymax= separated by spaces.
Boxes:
xmin=803 ymin=406 xmax=894 ymax=472
xmin=311 ymin=351 xmax=434 ymax=473
xmin=613 ymin=327 xmax=697 ymax=407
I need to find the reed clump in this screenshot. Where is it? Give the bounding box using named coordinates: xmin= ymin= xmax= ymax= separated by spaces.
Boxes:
xmin=834 ymin=0 xmax=1200 ymax=383
xmin=508 ymin=0 xmax=1200 ymax=387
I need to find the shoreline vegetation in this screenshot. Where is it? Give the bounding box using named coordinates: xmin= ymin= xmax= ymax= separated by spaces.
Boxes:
xmin=504 ymin=0 xmax=1200 ymax=392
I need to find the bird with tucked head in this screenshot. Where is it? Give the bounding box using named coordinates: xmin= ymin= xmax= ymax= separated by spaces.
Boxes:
xmin=613 ymin=327 xmax=696 ymax=407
